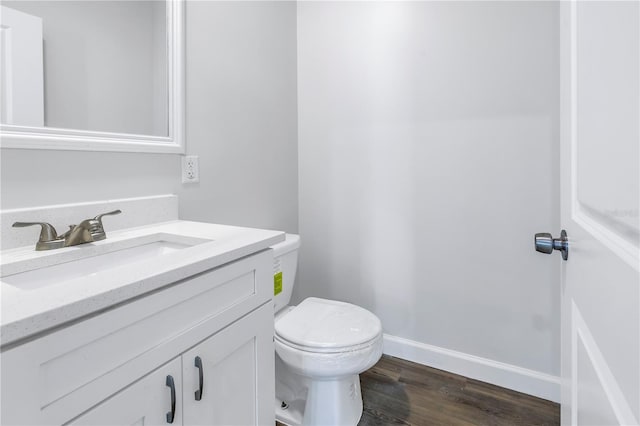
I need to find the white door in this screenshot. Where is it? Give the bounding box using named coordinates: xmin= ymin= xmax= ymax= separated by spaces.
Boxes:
xmin=182 ymin=303 xmax=275 ymax=426
xmin=71 ymin=357 xmax=183 ymax=426
xmin=0 ymin=6 xmax=44 ymax=127
xmin=558 ymin=1 xmax=640 ymax=424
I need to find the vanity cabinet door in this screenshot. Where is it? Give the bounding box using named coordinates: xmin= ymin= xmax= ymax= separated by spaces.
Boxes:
xmin=182 ymin=302 xmax=275 ymax=426
xmin=71 ymin=358 xmax=183 ymax=426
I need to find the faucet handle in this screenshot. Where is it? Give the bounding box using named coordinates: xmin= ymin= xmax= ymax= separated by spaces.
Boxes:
xmin=12 ymin=222 xmax=64 ymax=250
xmin=91 ymin=209 xmax=121 ymax=241
xmin=12 ymin=222 xmax=59 ymax=242
xmin=94 ymin=209 xmax=122 ymax=223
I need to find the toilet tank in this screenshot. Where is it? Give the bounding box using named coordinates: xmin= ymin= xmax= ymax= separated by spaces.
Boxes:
xmin=271 ymin=234 xmax=300 ymax=314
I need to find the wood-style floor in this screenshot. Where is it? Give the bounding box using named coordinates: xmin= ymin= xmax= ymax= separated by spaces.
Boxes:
xmin=358 ymin=355 xmax=560 ymax=426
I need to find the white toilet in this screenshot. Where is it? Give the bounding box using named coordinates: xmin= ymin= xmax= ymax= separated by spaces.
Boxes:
xmin=271 ymin=234 xmax=383 ymax=426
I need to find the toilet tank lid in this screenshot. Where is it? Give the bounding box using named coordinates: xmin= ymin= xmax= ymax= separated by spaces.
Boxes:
xmin=271 ymin=233 xmax=300 ymax=257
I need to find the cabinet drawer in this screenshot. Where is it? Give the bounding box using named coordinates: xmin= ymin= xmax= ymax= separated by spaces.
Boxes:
xmin=1 ymin=250 xmax=273 ymax=425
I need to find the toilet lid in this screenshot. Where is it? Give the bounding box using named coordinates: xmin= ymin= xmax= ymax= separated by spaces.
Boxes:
xmin=275 ymin=297 xmax=382 ymax=350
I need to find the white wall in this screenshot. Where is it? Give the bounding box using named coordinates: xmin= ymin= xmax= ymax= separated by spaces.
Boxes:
xmin=179 ymin=1 xmax=298 ymax=233
xmin=1 ymin=1 xmax=298 ymax=240
xmin=0 ymin=0 xmax=561 ymax=400
xmin=297 ymin=0 xmax=560 ymax=396
xmin=3 ymin=1 xmax=167 ymax=136
xmin=0 ymin=149 xmax=181 ymax=209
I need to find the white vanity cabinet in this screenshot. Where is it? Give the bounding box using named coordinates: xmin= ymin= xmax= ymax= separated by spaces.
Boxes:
xmin=182 ymin=303 xmax=274 ymax=426
xmin=71 ymin=358 xmax=184 ymax=426
xmin=72 ymin=303 xmax=274 ymax=426
xmin=0 ymin=249 xmax=275 ymax=426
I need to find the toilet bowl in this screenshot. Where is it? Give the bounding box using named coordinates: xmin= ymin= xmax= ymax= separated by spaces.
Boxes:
xmin=271 ymin=235 xmax=383 ymax=426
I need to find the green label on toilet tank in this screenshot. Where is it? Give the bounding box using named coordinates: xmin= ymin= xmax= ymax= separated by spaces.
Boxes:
xmin=274 ymin=272 xmax=283 ymax=296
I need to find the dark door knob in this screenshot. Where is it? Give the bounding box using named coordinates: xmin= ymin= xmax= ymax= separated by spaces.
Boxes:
xmin=535 ymin=230 xmax=569 ymax=261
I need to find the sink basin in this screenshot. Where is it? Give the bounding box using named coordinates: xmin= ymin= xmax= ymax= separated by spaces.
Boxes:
xmin=2 ymin=234 xmax=211 ymax=291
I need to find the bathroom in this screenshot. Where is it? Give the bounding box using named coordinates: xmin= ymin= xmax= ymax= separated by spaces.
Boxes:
xmin=0 ymin=1 xmax=638 ymax=425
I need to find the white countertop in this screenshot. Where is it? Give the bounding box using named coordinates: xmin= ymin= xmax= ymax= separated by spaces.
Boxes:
xmin=0 ymin=220 xmax=284 ymax=348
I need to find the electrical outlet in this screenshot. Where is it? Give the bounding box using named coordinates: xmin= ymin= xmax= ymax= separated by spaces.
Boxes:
xmin=182 ymin=155 xmax=200 ymax=183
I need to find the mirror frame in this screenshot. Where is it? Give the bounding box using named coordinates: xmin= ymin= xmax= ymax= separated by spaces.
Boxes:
xmin=0 ymin=0 xmax=185 ymax=154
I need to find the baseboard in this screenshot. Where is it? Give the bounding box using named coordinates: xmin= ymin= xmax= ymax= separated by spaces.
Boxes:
xmin=383 ymin=334 xmax=561 ymax=403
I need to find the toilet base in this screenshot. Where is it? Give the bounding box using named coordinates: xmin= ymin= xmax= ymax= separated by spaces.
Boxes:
xmin=275 ymin=355 xmax=364 ymax=426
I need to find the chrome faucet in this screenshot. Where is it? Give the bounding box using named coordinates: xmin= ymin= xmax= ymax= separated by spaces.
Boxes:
xmin=59 ymin=219 xmax=99 ymax=247
xmin=12 ymin=210 xmax=122 ymax=251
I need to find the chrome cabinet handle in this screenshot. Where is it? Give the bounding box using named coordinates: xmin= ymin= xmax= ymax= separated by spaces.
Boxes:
xmin=535 ymin=230 xmax=569 ymax=261
xmin=166 ymin=375 xmax=176 ymax=424
xmin=194 ymin=356 xmax=204 ymax=401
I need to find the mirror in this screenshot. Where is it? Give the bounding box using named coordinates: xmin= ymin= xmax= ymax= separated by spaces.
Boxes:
xmin=0 ymin=0 xmax=184 ymax=153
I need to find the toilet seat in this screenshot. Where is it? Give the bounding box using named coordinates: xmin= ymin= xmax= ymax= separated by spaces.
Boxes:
xmin=275 ymin=334 xmax=380 ymax=354
xmin=275 ymin=333 xmax=383 ymax=379
xmin=274 ymin=297 xmax=382 ymax=353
